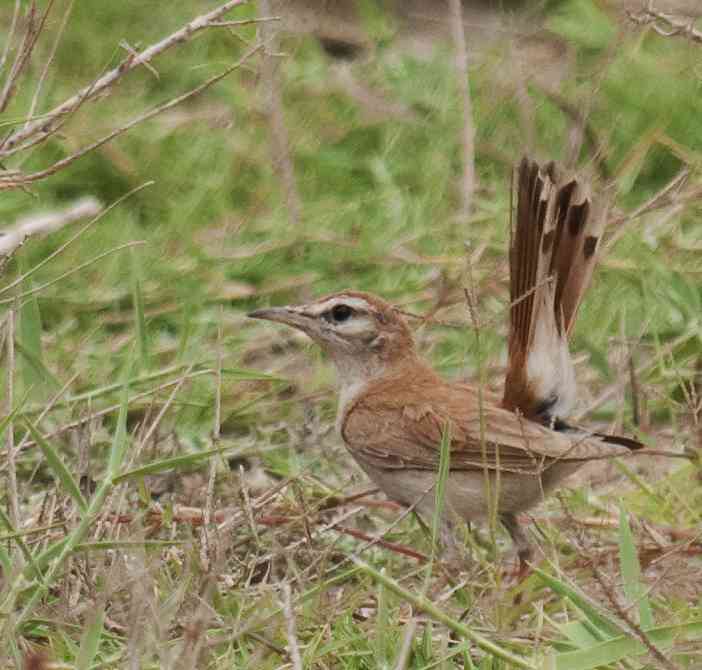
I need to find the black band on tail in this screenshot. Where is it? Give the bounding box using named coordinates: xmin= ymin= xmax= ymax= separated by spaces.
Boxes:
xmin=547 ymin=413 xmax=644 ymax=451
xmin=594 ymin=432 xmax=644 ymax=451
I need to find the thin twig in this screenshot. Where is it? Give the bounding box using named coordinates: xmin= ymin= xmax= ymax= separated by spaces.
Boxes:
xmin=0 ymin=1 xmax=57 ymax=114
xmin=628 ymin=7 xmax=702 ymax=45
xmin=0 ymin=46 xmax=261 ymax=190
xmin=11 ymin=371 xmax=79 ymax=464
xmin=0 ymin=0 xmax=22 ymax=76
xmin=590 ymin=562 xmax=678 ymax=670
xmin=1 ymin=240 xmax=146 ymax=308
xmin=560 ymin=498 xmax=678 ymax=670
xmin=575 ymin=329 xmax=697 ymax=420
xmin=332 ymin=525 xmax=428 ymax=562
xmin=2 ymin=368 xmax=214 ymax=459
xmin=25 ymin=0 xmax=75 ymax=126
xmin=393 ymin=617 xmax=418 ymax=670
xmin=0 ymin=181 xmax=150 ymax=297
xmin=138 ymin=364 xmax=195 ymax=452
xmin=604 ymin=166 xmax=689 ymax=252
xmin=281 ymin=583 xmax=303 ymax=670
xmin=210 ymin=17 xmax=279 ymax=28
xmin=5 ymin=307 xmax=19 ymax=529
xmin=1 ymin=0 xmax=251 ymax=156
xmin=0 ymin=196 xmax=102 ymax=257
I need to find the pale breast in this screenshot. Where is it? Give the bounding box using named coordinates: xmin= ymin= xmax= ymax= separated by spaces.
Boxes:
xmin=335 ymin=378 xmax=370 ymax=433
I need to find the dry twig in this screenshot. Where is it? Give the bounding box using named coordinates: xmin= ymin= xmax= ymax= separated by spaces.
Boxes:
xmin=281 ymin=583 xmax=303 ymax=670
xmin=0 ymin=197 xmax=102 ymax=258
xmin=1 ymin=0 xmax=252 ymax=158
xmin=628 ymin=6 xmax=702 ymax=45
xmin=0 ymin=0 xmax=57 ymax=114
xmin=4 ymin=307 xmax=19 ymax=529
xmin=0 ymin=46 xmax=261 ymax=191
xmin=559 ymin=498 xmax=678 ymax=670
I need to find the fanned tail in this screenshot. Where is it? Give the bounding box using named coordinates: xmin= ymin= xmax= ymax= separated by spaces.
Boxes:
xmin=503 ymin=157 xmax=604 ymax=423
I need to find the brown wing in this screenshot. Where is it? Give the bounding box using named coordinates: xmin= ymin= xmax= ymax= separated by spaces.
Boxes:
xmin=342 ymin=373 xmax=630 ymax=476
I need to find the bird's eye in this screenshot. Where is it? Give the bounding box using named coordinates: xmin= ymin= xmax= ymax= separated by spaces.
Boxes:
xmin=330 ymin=304 xmax=353 ymax=322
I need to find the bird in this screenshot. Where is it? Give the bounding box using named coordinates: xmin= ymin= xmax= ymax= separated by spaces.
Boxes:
xmin=248 ymin=157 xmax=642 ymax=571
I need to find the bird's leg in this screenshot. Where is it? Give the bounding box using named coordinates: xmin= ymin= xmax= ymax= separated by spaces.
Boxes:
xmin=500 ymin=512 xmax=533 ymax=581
xmin=413 ymin=509 xmax=470 ymax=568
xmin=439 ymin=516 xmax=461 ymax=560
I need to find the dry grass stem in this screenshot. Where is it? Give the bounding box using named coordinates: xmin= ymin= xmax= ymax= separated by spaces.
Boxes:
xmin=0 ymin=181 xmax=151 ymax=298
xmin=1 ymin=46 xmax=261 ymax=190
xmin=0 ymin=197 xmax=102 ymax=257
xmin=1 ymin=2 xmax=700 ymax=665
xmin=6 ymin=371 xmax=79 ymax=473
xmin=0 ymin=0 xmax=22 ymax=75
xmin=281 ymin=582 xmax=303 ymax=670
xmin=605 ymin=166 xmax=689 ymax=251
xmin=393 ymin=616 xmax=418 ymax=670
xmin=449 ymin=0 xmax=476 ymax=219
xmin=1 ymin=0 xmax=252 ymax=157
xmin=137 ymin=364 xmax=196 ymax=452
xmin=4 ymin=306 xmax=19 ymax=529
xmin=15 ymin=368 xmax=215 ymax=453
xmin=25 ymin=0 xmax=75 ymax=126
xmin=575 ymin=329 xmax=698 ymax=420
xmin=259 ymin=0 xmax=301 ymax=226
xmin=628 ymin=6 xmax=702 ymax=45
xmin=0 ymin=0 xmax=57 ymax=114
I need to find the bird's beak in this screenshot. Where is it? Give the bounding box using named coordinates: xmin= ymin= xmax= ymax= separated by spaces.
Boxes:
xmin=247 ymin=305 xmax=314 ymax=333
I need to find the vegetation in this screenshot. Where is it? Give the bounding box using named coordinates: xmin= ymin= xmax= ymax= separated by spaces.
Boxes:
xmin=0 ymin=0 xmax=701 ymax=667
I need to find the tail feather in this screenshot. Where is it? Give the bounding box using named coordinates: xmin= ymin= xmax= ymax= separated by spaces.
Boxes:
xmin=595 ymin=432 xmax=644 ymax=451
xmin=503 ymin=157 xmax=606 ymax=421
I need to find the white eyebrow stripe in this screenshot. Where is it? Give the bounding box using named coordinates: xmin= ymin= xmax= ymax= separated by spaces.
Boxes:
xmin=305 ymin=296 xmax=372 ymax=316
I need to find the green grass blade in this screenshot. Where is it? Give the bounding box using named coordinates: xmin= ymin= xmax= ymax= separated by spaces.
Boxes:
xmin=18 ymin=256 xmax=47 ymax=402
xmin=19 ymin=363 xmax=281 ymax=414
xmin=618 ymin=507 xmax=654 ymax=630
xmin=534 ymin=566 xmax=628 ymax=639
xmin=556 ymin=621 xmax=602 ymax=649
xmin=24 ymin=421 xmax=87 ymax=514
xmin=353 ymin=557 xmax=537 ymax=670
xmin=554 ymin=620 xmax=702 ymax=670
xmin=107 ymin=379 xmax=130 ymax=478
xmin=131 ymin=249 xmax=149 ymax=369
xmin=221 ymin=367 xmax=286 ymax=381
xmin=0 ymin=506 xmax=46 ymax=582
xmin=76 ymin=605 xmax=105 ymax=670
xmin=74 ymin=540 xmax=185 ymax=551
xmin=24 ymin=537 xmax=70 ymax=577
xmin=14 ymin=341 xmax=62 ymax=395
xmin=430 ymin=422 xmax=451 ymax=556
xmin=13 ymin=362 xmax=132 ymax=631
xmin=0 ymin=389 xmax=30 ymax=440
xmin=0 ymin=544 xmax=10 ymax=576
xmin=112 ymin=444 xmax=238 ymax=483
xmin=376 ymin=567 xmax=390 ymax=665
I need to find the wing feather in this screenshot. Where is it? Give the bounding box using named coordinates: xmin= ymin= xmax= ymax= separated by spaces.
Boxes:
xmin=342 ymin=377 xmax=629 ymax=476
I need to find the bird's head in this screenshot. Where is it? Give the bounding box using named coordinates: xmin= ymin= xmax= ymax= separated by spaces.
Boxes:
xmin=248 ymin=291 xmax=416 ymax=384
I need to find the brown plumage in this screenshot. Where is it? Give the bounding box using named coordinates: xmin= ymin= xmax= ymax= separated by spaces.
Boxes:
xmin=249 ymin=157 xmax=642 ymax=569
xmin=504 ymin=157 xmax=604 ymax=422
